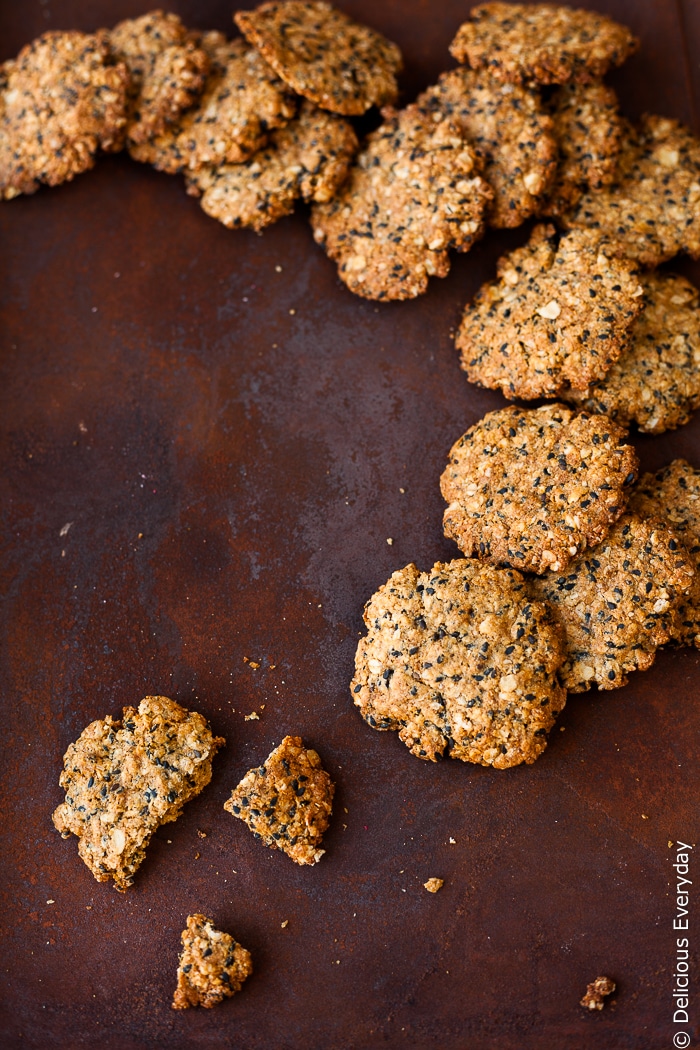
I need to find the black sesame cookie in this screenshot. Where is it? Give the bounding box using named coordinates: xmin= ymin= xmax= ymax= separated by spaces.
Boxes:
xmin=235 ymin=0 xmax=402 ymax=116
xmin=441 ymin=404 xmax=638 ymax=574
xmin=172 ymin=914 xmax=252 ymax=1009
xmin=188 ymin=100 xmax=357 ymax=231
xmin=351 ymin=560 xmax=566 ymax=769
xmin=52 ymin=696 xmax=225 ymax=891
xmin=561 ymin=115 xmax=700 ymax=265
xmin=449 ymin=3 xmax=638 ymax=86
xmin=529 ymin=514 xmax=695 ymax=691
xmin=311 ymin=103 xmax=492 ymax=301
xmin=415 ymin=67 xmax=557 ymax=229
xmin=456 ymin=223 xmax=645 ymax=400
xmin=0 ymin=30 xmax=129 ymax=199
xmin=224 ymin=736 xmax=334 ymax=865
xmin=562 ymin=273 xmax=700 ymax=435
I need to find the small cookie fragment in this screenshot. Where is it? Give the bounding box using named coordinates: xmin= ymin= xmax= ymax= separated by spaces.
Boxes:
xmin=172 ymin=914 xmax=252 ymax=1009
xmin=562 ymin=273 xmax=700 ymax=435
xmin=415 ymin=67 xmax=557 ymax=228
xmin=235 ymin=0 xmax=402 ymax=116
xmin=457 ymin=223 xmax=644 ymax=400
xmin=424 ymin=878 xmax=444 ymax=893
xmin=352 ymin=559 xmax=566 ymax=768
xmin=224 ymin=735 xmax=334 ymax=865
xmin=450 ymin=3 xmax=638 ymax=86
xmin=312 ymin=104 xmax=492 ymax=301
xmin=529 ymin=515 xmax=695 ymax=692
xmin=52 ymin=696 xmax=225 ymax=890
xmin=441 ymin=404 xmax=638 ymax=574
xmin=580 ymin=975 xmax=615 ymax=1011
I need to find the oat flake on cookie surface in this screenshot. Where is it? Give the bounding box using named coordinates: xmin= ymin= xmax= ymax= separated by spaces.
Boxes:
xmin=456 ymin=223 xmax=644 ymax=400
xmin=441 ymin=404 xmax=638 ymax=575
xmin=172 ymin=914 xmax=252 ymax=1009
xmin=352 ymin=560 xmax=566 ymax=769
xmin=52 ymin=695 xmax=224 ymax=891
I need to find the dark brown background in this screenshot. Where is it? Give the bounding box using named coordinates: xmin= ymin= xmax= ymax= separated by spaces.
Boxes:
xmin=1 ymin=2 xmax=699 ymax=1048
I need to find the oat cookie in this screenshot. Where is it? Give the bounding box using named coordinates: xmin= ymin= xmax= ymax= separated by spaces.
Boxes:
xmin=312 ymin=104 xmax=492 ymax=300
xmin=415 ymin=67 xmax=557 ymax=228
xmin=224 ymin=736 xmax=334 ymax=865
xmin=0 ymin=30 xmax=128 ymax=199
xmin=235 ymin=0 xmax=402 ymax=116
xmin=563 ymin=273 xmax=700 ymax=435
xmin=529 ymin=514 xmax=694 ymax=691
xmin=457 ymin=223 xmax=644 ymax=400
xmin=172 ymin=914 xmax=252 ymax=1009
xmin=562 ymin=115 xmax=700 ymax=265
xmin=188 ymin=100 xmax=357 ymax=231
xmin=450 ymin=3 xmax=638 ymax=86
xmin=441 ymin=404 xmax=638 ymax=574
xmin=52 ymin=695 xmax=224 ymax=891
xmin=352 ymin=560 xmax=566 ymax=768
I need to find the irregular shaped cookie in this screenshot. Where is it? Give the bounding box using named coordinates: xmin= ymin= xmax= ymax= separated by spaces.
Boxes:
xmin=52 ymin=696 xmax=224 ymax=891
xmin=457 ymin=223 xmax=644 ymax=399
xmin=563 ymin=273 xmax=700 ymax=434
xmin=312 ymin=104 xmax=492 ymax=300
xmin=630 ymin=460 xmax=700 ymax=648
xmin=235 ymin=0 xmax=402 ymax=116
xmin=415 ymin=67 xmax=557 ymax=228
xmin=188 ymin=100 xmax=357 ymax=231
xmin=352 ymin=560 xmax=566 ymax=768
xmin=224 ymin=736 xmax=334 ymax=865
xmin=0 ymin=30 xmax=128 ymax=199
xmin=529 ymin=514 xmax=694 ymax=692
xmin=562 ymin=115 xmax=700 ymax=265
xmin=172 ymin=914 xmax=252 ymax=1009
xmin=441 ymin=404 xmax=638 ymax=574
xmin=450 ymin=3 xmax=638 ymax=86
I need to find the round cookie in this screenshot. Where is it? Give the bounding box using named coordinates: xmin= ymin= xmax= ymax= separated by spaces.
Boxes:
xmin=351 ymin=559 xmax=566 ymax=769
xmin=441 ymin=404 xmax=638 ymax=574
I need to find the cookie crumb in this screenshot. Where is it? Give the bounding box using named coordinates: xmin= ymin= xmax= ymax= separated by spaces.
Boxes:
xmin=424 ymin=878 xmax=444 ymax=893
xmin=580 ymin=975 xmax=615 ymax=1010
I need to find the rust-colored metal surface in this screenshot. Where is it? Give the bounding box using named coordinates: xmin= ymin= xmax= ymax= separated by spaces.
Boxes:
xmin=1 ymin=2 xmax=699 ymax=1048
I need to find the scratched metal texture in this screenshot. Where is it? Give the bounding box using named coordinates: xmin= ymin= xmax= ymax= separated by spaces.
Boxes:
xmin=0 ymin=2 xmax=698 ymax=1048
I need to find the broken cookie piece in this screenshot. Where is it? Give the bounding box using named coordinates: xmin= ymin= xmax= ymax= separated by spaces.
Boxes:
xmin=173 ymin=914 xmax=252 ymax=1009
xmin=580 ymin=975 xmax=615 ymax=1010
xmin=224 ymin=735 xmax=334 ymax=865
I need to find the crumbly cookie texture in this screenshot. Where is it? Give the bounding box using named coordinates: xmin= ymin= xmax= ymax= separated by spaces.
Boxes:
xmin=529 ymin=514 xmax=694 ymax=692
xmin=312 ymin=103 xmax=492 ymax=301
xmin=188 ymin=100 xmax=357 ymax=231
xmin=441 ymin=404 xmax=638 ymax=575
xmin=415 ymin=67 xmax=557 ymax=229
xmin=562 ymin=115 xmax=700 ymax=265
xmin=235 ymin=0 xmax=402 ymax=116
xmin=630 ymin=460 xmax=700 ymax=649
xmin=352 ymin=560 xmax=566 ymax=768
xmin=580 ymin=976 xmax=615 ymax=1011
xmin=172 ymin=914 xmax=252 ymax=1009
xmin=450 ymin=3 xmax=638 ymax=86
xmin=224 ymin=736 xmax=334 ymax=865
xmin=0 ymin=30 xmax=129 ymax=199
xmin=562 ymin=273 xmax=700 ymax=435
xmin=52 ymin=695 xmax=225 ymax=891
xmin=456 ymin=223 xmax=644 ymax=400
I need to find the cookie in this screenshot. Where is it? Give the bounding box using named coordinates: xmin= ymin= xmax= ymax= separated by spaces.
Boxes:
xmin=312 ymin=104 xmax=492 ymax=301
xmin=0 ymin=30 xmax=129 ymax=199
xmin=450 ymin=3 xmax=638 ymax=86
xmin=456 ymin=223 xmax=645 ymax=400
xmin=630 ymin=459 xmax=700 ymax=648
xmin=172 ymin=914 xmax=252 ymax=1009
xmin=441 ymin=404 xmax=638 ymax=574
xmin=188 ymin=100 xmax=357 ymax=231
xmin=224 ymin=735 xmax=334 ymax=865
xmin=52 ymin=695 xmax=224 ymax=891
xmin=562 ymin=273 xmax=700 ymax=435
xmin=235 ymin=0 xmax=402 ymax=116
xmin=529 ymin=514 xmax=694 ymax=692
xmin=562 ymin=115 xmax=700 ymax=265
xmin=351 ymin=560 xmax=566 ymax=769
xmin=415 ymin=67 xmax=557 ymax=228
